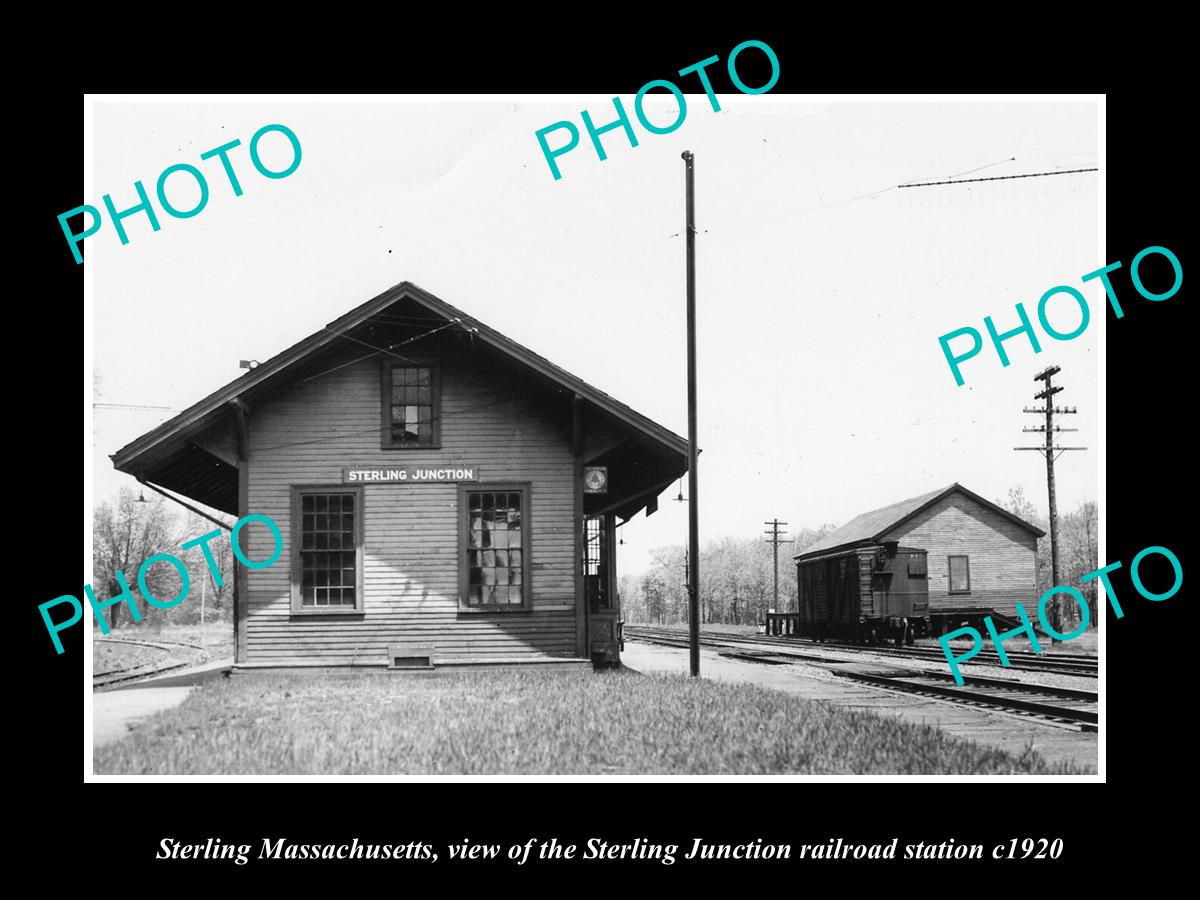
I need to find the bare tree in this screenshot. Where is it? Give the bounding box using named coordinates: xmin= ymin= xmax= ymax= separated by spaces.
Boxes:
xmin=641 ymin=571 xmax=667 ymax=624
xmin=617 ymin=573 xmax=642 ymax=622
xmin=1004 ymin=485 xmax=1097 ymax=630
xmin=176 ymin=512 xmax=236 ymax=625
xmin=627 ymin=522 xmax=836 ymax=627
xmin=92 ymin=488 xmax=178 ymax=629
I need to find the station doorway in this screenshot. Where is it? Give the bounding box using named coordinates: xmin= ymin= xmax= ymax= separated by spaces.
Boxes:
xmin=584 ymin=515 xmax=620 ymax=665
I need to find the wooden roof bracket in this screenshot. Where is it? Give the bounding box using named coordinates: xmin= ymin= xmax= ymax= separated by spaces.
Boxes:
xmin=572 ymin=394 xmax=584 ymax=457
xmin=137 ymin=476 xmax=236 ymax=531
xmin=229 ymin=398 xmax=251 ymax=462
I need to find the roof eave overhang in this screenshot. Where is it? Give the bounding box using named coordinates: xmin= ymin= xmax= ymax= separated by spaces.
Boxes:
xmin=793 ymin=539 xmax=876 ymax=563
xmin=878 ymin=484 xmax=1047 ymax=540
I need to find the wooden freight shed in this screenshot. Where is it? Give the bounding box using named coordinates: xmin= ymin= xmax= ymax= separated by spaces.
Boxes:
xmin=793 ymin=483 xmax=1044 ymax=639
xmin=111 ymin=282 xmax=687 ymax=670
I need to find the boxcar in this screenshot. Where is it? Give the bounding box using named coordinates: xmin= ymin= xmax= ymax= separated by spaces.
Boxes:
xmin=796 ymin=543 xmax=929 ymax=643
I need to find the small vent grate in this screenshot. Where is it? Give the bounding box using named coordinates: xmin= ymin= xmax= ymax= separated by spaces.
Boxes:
xmin=393 ymin=655 xmax=431 ymax=669
xmin=388 ymin=643 xmax=435 ymax=670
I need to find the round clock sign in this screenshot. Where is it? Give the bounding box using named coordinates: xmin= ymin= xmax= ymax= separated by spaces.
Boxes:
xmin=584 ymin=466 xmax=608 ymax=493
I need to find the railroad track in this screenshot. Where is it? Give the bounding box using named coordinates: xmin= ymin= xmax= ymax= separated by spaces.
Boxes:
xmin=624 ymin=626 xmax=1098 ymax=732
xmin=93 ymin=637 xmax=209 ymax=690
xmin=835 ymin=667 xmax=1097 ymax=731
xmin=624 ymin=626 xmax=1097 ymax=678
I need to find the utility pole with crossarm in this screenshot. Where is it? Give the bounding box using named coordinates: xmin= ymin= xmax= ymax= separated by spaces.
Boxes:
xmin=1014 ymin=365 xmax=1086 ymax=639
xmin=763 ymin=519 xmax=794 ymax=613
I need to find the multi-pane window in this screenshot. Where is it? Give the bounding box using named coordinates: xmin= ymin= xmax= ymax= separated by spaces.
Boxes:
xmin=461 ymin=487 xmax=529 ymax=609
xmin=382 ymin=362 xmax=439 ymax=448
xmin=292 ymin=489 xmax=362 ymax=612
xmin=948 ymin=555 xmax=971 ymax=593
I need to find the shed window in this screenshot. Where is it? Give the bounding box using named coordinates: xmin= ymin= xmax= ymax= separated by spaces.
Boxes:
xmin=381 ymin=361 xmax=440 ymax=448
xmin=291 ymin=487 xmax=364 ymax=614
xmin=459 ymin=485 xmax=531 ymax=611
xmin=948 ymin=555 xmax=970 ymax=593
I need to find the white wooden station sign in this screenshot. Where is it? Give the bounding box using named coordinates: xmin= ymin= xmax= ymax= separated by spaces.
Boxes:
xmin=342 ymin=466 xmax=480 ymax=484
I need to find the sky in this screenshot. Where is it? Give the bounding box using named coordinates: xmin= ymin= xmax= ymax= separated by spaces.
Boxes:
xmin=89 ymin=97 xmax=1100 ymax=578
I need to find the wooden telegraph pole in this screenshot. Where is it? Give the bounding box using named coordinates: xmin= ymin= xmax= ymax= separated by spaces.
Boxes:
xmin=763 ymin=519 xmax=794 ymax=613
xmin=682 ymin=151 xmax=700 ymax=677
xmin=683 ymin=549 xmax=690 ymax=623
xmin=1015 ymin=365 xmax=1086 ymax=638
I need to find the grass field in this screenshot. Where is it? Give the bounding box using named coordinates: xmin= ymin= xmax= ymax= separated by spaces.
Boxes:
xmin=94 ymin=668 xmax=1081 ymax=776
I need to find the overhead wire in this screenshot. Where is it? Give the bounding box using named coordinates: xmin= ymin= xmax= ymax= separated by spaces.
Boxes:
xmin=301 ymin=318 xmax=467 ymax=383
xmin=93 ymin=402 xmax=177 ymax=412
xmin=897 ymin=167 xmax=1098 ymax=189
xmin=686 ymin=155 xmax=1098 ymax=237
xmin=319 ymin=328 xmax=423 ymax=364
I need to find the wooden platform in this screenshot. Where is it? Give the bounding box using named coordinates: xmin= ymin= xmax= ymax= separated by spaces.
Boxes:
xmin=764 ymin=612 xmax=800 ymax=636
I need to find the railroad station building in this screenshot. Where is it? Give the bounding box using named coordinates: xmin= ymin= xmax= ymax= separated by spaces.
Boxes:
xmin=793 ymin=483 xmax=1044 ymax=636
xmin=112 ymin=282 xmax=688 ymax=669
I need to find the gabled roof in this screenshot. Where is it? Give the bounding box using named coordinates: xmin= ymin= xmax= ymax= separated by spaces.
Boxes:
xmin=794 ymin=483 xmax=1044 ymax=561
xmin=112 ymin=281 xmax=687 ymax=512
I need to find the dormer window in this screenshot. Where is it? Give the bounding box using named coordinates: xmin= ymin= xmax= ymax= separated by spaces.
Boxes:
xmin=381 ymin=361 xmax=440 ymax=449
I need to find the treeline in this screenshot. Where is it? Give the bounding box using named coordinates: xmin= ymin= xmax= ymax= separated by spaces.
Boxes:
xmin=619 ymin=526 xmax=835 ymax=627
xmin=1003 ymin=486 xmax=1099 ymax=629
xmin=92 ymin=487 xmax=235 ymax=629
xmin=621 ymin=486 xmax=1099 ymax=629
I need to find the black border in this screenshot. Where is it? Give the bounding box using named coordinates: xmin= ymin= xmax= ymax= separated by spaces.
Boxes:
xmin=26 ymin=26 xmax=1192 ymax=888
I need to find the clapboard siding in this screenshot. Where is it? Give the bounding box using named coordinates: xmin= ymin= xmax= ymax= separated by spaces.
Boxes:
xmin=881 ymin=494 xmax=1037 ymax=617
xmin=237 ymin=340 xmax=581 ymax=664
